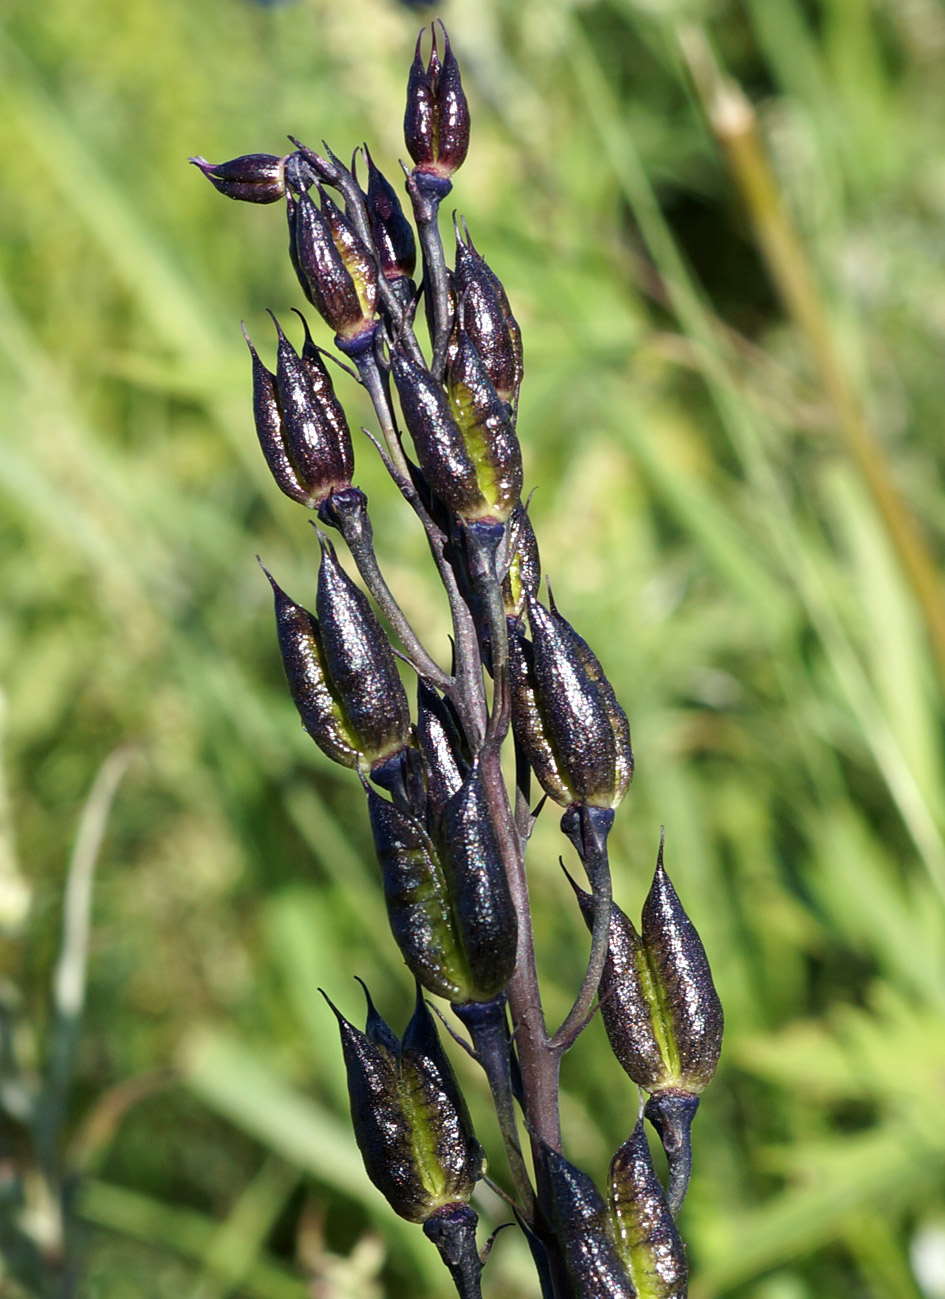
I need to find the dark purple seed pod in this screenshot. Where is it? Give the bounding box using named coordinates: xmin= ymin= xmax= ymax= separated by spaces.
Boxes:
xmin=570 ymin=836 xmax=722 ymax=1096
xmin=189 ymin=153 xmax=286 ymax=203
xmin=292 ymin=190 xmax=368 ymax=339
xmin=294 ymin=312 xmax=355 ymax=477
xmin=367 ymin=789 xmax=474 ymax=1003
xmin=318 ymin=187 xmax=378 ymax=328
xmin=264 ymin=568 xmax=359 ymax=769
xmin=322 ymin=983 xmax=483 ymax=1225
xmin=445 ymin=328 xmax=523 ymax=525
xmin=641 ymin=839 xmax=723 ymax=1092
xmin=508 ymin=622 xmax=571 ymax=807
xmin=400 ymin=985 xmax=483 ymax=1193
xmin=243 ymin=315 xmax=354 ymax=508
xmin=454 ymin=222 xmax=523 ymax=412
xmin=287 ymin=137 xmax=341 ymax=187
xmin=502 ymin=503 xmax=541 ymax=620
xmin=364 ymin=147 xmax=417 ymax=281
xmin=416 ymin=680 xmax=467 ymax=820
xmin=608 ymin=1121 xmax=687 ymax=1298
xmin=390 ymin=348 xmax=493 ymax=524
xmin=404 ymin=22 xmax=470 ymax=179
xmin=509 ymin=593 xmax=632 ymax=810
xmin=540 ymin=1145 xmax=636 ymax=1299
xmin=315 ymin=536 xmax=410 ymax=769
xmin=437 ymin=763 xmax=518 ymax=1004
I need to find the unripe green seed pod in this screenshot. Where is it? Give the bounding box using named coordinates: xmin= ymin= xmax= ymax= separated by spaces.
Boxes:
xmin=509 ymin=594 xmax=633 ymax=809
xmin=608 ymin=1120 xmax=687 ymax=1298
xmin=323 ymin=983 xmax=484 ymax=1224
xmin=541 ymin=1145 xmax=636 ymax=1299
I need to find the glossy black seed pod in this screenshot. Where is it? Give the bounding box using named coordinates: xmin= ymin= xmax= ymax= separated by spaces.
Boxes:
xmin=502 ymin=502 xmax=541 ymax=620
xmin=315 ymin=537 xmax=410 ymax=766
xmin=391 ymin=348 xmax=494 ymax=524
xmin=323 ymin=984 xmax=483 ymax=1224
xmin=608 ymin=1121 xmax=687 ymax=1298
xmin=454 ymin=223 xmax=523 ymax=412
xmin=509 ymin=594 xmax=632 ymax=809
xmin=189 ymin=153 xmax=286 ymax=203
xmin=404 ymin=22 xmax=470 ymax=179
xmin=445 ymin=327 xmax=523 ymax=525
xmin=364 ymin=147 xmax=417 ymax=281
xmin=540 ymin=1145 xmax=636 ymax=1299
xmin=416 ymin=680 xmax=466 ymax=821
xmin=318 ymin=187 xmax=378 ymax=326
xmin=265 ymin=570 xmax=359 ymax=769
xmin=291 ymin=189 xmax=367 ymax=339
xmin=572 ymin=841 xmax=722 ymax=1094
xmin=641 ymin=843 xmax=723 ymax=1093
xmin=437 ymin=764 xmax=518 ymax=1004
xmin=244 ymin=315 xmax=354 ymax=508
xmin=367 ymin=789 xmax=473 ymax=1003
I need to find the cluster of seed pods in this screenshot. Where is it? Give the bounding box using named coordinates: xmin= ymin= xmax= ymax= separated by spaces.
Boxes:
xmin=192 ymin=23 xmax=722 ymax=1299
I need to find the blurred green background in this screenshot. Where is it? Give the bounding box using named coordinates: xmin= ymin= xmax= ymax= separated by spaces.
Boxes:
xmin=3 ymin=0 xmax=945 ymax=1295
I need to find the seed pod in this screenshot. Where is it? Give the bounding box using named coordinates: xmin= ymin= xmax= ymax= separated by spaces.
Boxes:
xmin=391 ymin=348 xmax=489 ymax=523
xmin=315 ymin=536 xmax=410 ymax=767
xmin=322 ymin=983 xmax=484 ymax=1224
xmin=291 ymin=189 xmax=374 ymax=342
xmin=540 ymin=1145 xmax=636 ymax=1299
xmin=509 ymin=594 xmax=632 ymax=809
xmin=454 ymin=221 xmax=523 ymax=412
xmin=265 ymin=569 xmax=360 ymax=769
xmin=501 ymin=503 xmax=541 ymax=620
xmin=367 ymin=789 xmax=473 ymax=1003
xmin=189 ymin=153 xmax=286 ymax=203
xmin=364 ymin=147 xmax=417 ymax=281
xmin=391 ymin=347 xmax=520 ymax=526
xmin=416 ymin=680 xmax=466 ymax=821
xmin=572 ymin=839 xmax=722 ymax=1096
xmin=404 ymin=22 xmax=470 ymax=179
xmin=437 ymin=764 xmax=518 ymax=1004
xmin=608 ymin=1121 xmax=687 ymax=1298
xmin=244 ymin=316 xmax=354 ymax=508
xmin=445 ymin=328 xmax=523 ymax=524
xmin=319 ymin=187 xmax=378 ymax=327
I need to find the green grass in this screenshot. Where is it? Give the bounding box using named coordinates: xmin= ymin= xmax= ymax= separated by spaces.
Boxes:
xmin=2 ymin=0 xmax=945 ymax=1295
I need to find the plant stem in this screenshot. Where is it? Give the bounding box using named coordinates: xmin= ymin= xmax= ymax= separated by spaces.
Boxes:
xmin=549 ymin=806 xmax=613 ymax=1054
xmin=682 ymin=26 xmax=945 ymax=695
xmin=406 ymin=171 xmax=453 ymax=378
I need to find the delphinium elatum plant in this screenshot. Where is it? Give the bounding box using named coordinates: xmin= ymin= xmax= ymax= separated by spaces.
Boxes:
xmin=192 ymin=24 xmax=722 ymax=1298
